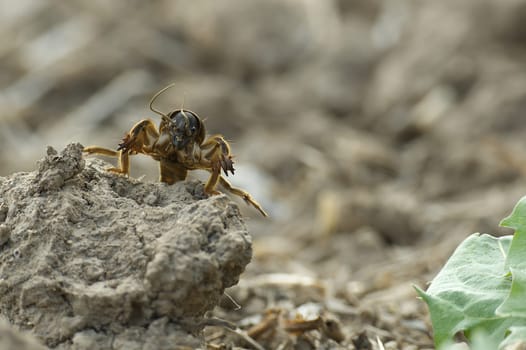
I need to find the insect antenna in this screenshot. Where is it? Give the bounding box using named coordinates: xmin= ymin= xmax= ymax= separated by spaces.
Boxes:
xmin=179 ymin=91 xmax=192 ymax=133
xmin=149 ymin=83 xmax=176 ymax=123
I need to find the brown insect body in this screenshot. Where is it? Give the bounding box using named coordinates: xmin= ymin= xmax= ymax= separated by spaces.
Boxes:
xmin=84 ymin=85 xmax=268 ymax=217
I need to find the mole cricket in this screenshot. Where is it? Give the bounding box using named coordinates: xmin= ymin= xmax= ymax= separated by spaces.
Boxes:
xmin=83 ymin=84 xmax=268 ymax=217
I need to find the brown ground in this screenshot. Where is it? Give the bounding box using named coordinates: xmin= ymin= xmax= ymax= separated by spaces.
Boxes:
xmin=2 ymin=0 xmax=526 ymax=349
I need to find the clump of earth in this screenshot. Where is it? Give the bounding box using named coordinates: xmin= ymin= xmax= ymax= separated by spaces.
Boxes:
xmin=0 ymin=143 xmax=252 ymax=349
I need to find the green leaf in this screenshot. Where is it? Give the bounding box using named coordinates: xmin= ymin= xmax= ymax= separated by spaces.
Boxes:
xmin=418 ymin=196 xmax=526 ymax=349
xmin=470 ymin=329 xmax=501 ymax=350
xmin=416 ymin=234 xmax=514 ymax=348
xmin=497 ymin=197 xmax=526 ymax=319
xmin=496 ymin=268 xmax=526 ymax=318
xmin=500 ymin=196 xmax=526 ymax=271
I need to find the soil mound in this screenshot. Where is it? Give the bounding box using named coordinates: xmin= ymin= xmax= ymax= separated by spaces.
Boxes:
xmin=0 ymin=143 xmax=252 ymax=349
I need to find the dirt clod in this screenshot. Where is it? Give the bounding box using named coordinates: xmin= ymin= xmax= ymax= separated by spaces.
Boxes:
xmin=35 ymin=144 xmax=85 ymax=193
xmin=0 ymin=144 xmax=252 ymax=349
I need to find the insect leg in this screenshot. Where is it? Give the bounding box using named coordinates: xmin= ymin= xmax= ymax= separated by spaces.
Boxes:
xmin=84 ymin=119 xmax=160 ymax=176
xmin=108 ymin=150 xmax=130 ymax=174
xmin=83 ymin=146 xmax=119 ymax=157
xmin=204 ymin=163 xmax=222 ymax=195
xmin=118 ymin=119 xmax=160 ymax=155
xmin=82 ymin=146 xmax=127 ymax=174
xmin=201 ymin=134 xmax=235 ymax=176
xmin=218 ymin=176 xmax=268 ymax=217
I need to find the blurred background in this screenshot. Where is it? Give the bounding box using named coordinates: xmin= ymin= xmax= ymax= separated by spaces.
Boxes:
xmin=2 ymin=0 xmax=526 ymax=347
